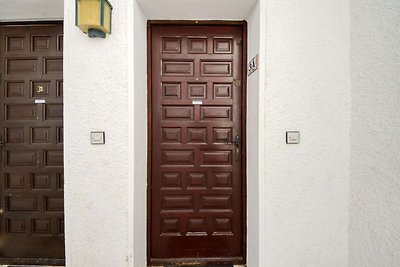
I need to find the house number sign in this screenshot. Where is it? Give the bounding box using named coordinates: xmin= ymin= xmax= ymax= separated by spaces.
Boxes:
xmin=248 ymin=54 xmax=258 ymax=76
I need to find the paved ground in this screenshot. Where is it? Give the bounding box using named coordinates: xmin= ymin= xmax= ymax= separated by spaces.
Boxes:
xmin=0 ymin=266 xmax=63 ymax=267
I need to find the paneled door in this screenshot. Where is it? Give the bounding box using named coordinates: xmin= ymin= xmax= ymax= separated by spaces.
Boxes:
xmin=149 ymin=23 xmax=246 ymax=266
xmin=0 ymin=24 xmax=64 ymax=264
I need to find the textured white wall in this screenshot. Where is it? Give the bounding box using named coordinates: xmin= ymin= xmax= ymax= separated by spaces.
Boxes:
xmin=350 ymin=0 xmax=400 ymax=266
xmin=0 ymin=0 xmax=63 ymax=21
xmin=132 ymin=2 xmax=147 ymax=266
xmin=262 ymin=0 xmax=351 ymax=266
xmin=136 ymin=0 xmax=258 ymax=20
xmin=63 ymin=0 xmax=134 ymax=266
xmin=246 ymin=2 xmax=262 ymax=266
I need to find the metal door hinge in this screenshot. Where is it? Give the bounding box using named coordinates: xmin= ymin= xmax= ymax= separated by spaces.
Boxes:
xmin=234 ymin=79 xmax=241 ymax=86
xmin=236 ymin=39 xmax=243 ymax=45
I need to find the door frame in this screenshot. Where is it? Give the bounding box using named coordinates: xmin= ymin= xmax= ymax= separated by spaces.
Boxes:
xmin=0 ymin=21 xmax=65 ymax=266
xmin=146 ymin=20 xmax=248 ymax=266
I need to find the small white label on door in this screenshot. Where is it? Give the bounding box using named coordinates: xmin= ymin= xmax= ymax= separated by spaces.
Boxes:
xmin=192 ymin=100 xmax=203 ymax=105
xmin=35 ymin=99 xmax=45 ymax=104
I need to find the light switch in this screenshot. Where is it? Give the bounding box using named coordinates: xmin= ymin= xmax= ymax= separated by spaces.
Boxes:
xmin=91 ymin=131 xmax=105 ymax=144
xmin=286 ymin=131 xmax=300 ymax=144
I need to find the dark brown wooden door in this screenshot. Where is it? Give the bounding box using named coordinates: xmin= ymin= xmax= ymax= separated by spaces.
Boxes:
xmin=149 ymin=24 xmax=246 ymax=265
xmin=0 ymin=24 xmax=64 ymax=262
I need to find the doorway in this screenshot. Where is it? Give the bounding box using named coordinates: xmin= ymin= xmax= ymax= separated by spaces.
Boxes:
xmin=0 ymin=23 xmax=64 ymax=265
xmin=148 ymin=22 xmax=247 ymax=266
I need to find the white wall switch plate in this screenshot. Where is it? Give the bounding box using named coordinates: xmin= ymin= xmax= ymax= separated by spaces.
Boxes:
xmin=286 ymin=131 xmax=300 ymax=144
xmin=90 ymin=131 xmax=105 ymax=144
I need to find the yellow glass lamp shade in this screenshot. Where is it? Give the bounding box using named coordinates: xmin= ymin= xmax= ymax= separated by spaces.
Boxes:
xmin=76 ymin=0 xmax=113 ymax=38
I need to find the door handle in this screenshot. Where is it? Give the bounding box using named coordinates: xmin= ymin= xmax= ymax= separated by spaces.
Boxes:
xmin=232 ymin=135 xmax=240 ymax=148
xmin=226 ymin=135 xmax=240 ymax=147
xmin=0 ymin=137 xmax=3 ymax=162
xmin=226 ymin=135 xmax=240 ymax=161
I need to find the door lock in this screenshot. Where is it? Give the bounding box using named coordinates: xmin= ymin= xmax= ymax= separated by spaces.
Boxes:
xmin=233 ymin=135 xmax=240 ymax=148
xmin=0 ymin=136 xmax=3 ymax=162
xmin=227 ymin=135 xmax=241 ymax=161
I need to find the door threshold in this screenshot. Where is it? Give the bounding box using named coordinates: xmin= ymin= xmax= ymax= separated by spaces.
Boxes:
xmin=147 ymin=265 xmax=246 ymax=267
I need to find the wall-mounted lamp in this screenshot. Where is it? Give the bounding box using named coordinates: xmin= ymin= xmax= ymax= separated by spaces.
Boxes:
xmin=75 ymin=0 xmax=113 ymax=38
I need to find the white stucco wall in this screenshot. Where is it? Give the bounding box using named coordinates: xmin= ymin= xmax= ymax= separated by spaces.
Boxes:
xmin=132 ymin=2 xmax=147 ymax=266
xmin=262 ymin=0 xmax=351 ymax=266
xmin=63 ymin=0 xmax=134 ymax=266
xmin=246 ymin=2 xmax=263 ymax=266
xmin=137 ymin=0 xmax=258 ymax=20
xmin=350 ymin=0 xmax=400 ymax=266
xmin=0 ymin=0 xmax=63 ymax=22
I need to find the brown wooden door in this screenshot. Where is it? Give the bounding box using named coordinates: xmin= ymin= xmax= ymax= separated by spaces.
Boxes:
xmin=0 ymin=24 xmax=64 ymax=263
xmin=149 ymin=23 xmax=246 ymax=266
